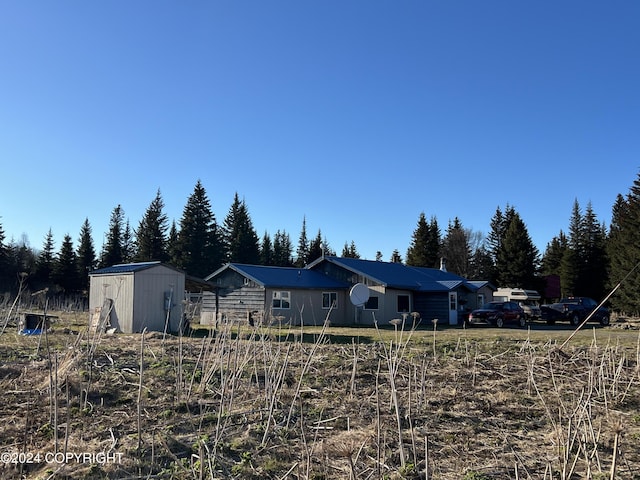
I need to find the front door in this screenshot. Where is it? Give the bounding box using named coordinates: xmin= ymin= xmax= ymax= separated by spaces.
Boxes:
xmin=448 ymin=292 xmax=458 ymax=325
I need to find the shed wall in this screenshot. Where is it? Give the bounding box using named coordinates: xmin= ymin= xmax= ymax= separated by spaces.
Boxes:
xmin=89 ymin=274 xmax=135 ymax=332
xmin=132 ymin=266 xmax=185 ymax=333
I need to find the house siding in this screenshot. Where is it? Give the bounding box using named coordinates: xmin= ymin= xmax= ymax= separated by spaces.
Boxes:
xmin=414 ymin=292 xmax=449 ymax=324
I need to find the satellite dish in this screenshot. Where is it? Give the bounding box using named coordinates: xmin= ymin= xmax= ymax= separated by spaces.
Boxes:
xmin=349 ymin=283 xmax=370 ymax=306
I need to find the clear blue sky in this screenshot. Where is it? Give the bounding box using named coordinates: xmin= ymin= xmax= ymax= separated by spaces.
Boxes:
xmin=1 ymin=1 xmax=638 ymax=262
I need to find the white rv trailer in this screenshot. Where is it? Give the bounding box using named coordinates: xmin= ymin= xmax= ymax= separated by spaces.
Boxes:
xmin=493 ymin=288 xmax=542 ymax=319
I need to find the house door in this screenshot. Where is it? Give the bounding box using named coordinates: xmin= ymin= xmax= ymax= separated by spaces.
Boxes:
xmin=448 ymin=292 xmax=458 ymax=325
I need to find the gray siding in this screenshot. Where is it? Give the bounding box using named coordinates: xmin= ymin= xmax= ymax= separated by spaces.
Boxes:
xmin=89 ymin=265 xmax=185 ymax=333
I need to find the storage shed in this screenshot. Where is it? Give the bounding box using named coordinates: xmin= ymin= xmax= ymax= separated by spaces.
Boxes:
xmin=89 ymin=262 xmax=186 ymax=334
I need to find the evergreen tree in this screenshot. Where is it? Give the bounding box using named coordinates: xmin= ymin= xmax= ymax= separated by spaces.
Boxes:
xmin=223 ymin=193 xmax=260 ymax=264
xmin=495 ymin=213 xmax=539 ymax=287
xmin=341 ymin=241 xmax=360 ymax=259
xmin=541 ymin=231 xmax=568 ymax=276
xmin=390 ymin=249 xmax=403 ymax=263
xmin=307 ymin=230 xmax=325 ymax=263
xmin=122 ymin=221 xmax=135 ymax=263
xmin=406 ymin=213 xmax=441 ymax=267
xmin=259 ymin=231 xmax=274 ymax=266
xmin=295 ymin=217 xmax=309 ymax=267
xmin=0 ymin=221 xmax=12 ymax=292
xmin=375 ymin=251 xmax=383 ymax=262
xmin=176 ymin=180 xmax=225 ymax=278
xmin=273 ymin=230 xmax=293 ymax=267
xmin=34 ymin=229 xmax=55 ymax=290
xmin=100 ymin=205 xmax=125 ymax=267
xmin=53 ymin=234 xmax=79 ymax=293
xmin=76 ymin=219 xmax=96 ymax=292
xmin=134 ymin=189 xmax=169 ymax=262
xmin=608 ymin=175 xmax=640 ymax=314
xmin=486 ymin=205 xmax=517 ymax=283
xmin=441 ymin=217 xmax=471 ymax=277
xmin=560 ymin=199 xmax=584 ymax=296
xmin=580 ymin=202 xmax=608 ymax=300
xmin=321 ymin=237 xmax=335 ymax=257
xmin=12 ymin=235 xmax=36 ymax=283
xmin=166 ymin=221 xmax=180 ymax=266
xmin=468 ymin=244 xmax=493 ymax=280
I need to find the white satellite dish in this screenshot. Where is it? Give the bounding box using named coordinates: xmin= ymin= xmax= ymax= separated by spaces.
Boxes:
xmin=349 ymin=283 xmax=370 ymax=306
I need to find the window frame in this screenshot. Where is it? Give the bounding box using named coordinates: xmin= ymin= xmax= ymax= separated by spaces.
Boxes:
xmin=322 ymin=292 xmax=338 ymax=309
xmin=272 ymin=291 xmax=291 ymax=310
xmin=397 ymin=294 xmax=410 ymax=313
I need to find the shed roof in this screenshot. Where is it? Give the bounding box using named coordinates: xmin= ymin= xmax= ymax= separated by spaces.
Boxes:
xmin=308 ymin=256 xmax=478 ymax=293
xmin=90 ymin=261 xmax=183 ymax=276
xmin=207 ymin=263 xmax=351 ymax=289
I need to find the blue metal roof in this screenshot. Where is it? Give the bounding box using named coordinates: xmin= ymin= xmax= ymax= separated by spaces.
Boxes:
xmin=90 ymin=261 xmax=166 ymax=275
xmin=209 ymin=263 xmax=351 ymax=289
xmin=310 ymin=256 xmax=478 ymax=293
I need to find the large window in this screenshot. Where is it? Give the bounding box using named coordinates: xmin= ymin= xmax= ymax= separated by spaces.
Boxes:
xmin=364 ymin=296 xmax=379 ymax=310
xmin=397 ymin=295 xmax=410 ymax=313
xmin=272 ymin=291 xmax=290 ymax=309
xmin=322 ymin=292 xmax=337 ymax=309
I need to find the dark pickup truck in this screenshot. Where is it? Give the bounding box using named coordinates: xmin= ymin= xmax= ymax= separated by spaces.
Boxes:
xmin=541 ymin=297 xmax=610 ymax=326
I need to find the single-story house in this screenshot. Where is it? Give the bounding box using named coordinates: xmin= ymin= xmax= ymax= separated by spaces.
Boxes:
xmin=203 ymin=263 xmax=351 ymax=326
xmin=202 ymin=256 xmax=486 ymax=327
xmin=89 ymin=261 xmax=215 ymax=334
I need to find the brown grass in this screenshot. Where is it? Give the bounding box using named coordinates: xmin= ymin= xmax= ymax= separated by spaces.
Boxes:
xmin=0 ymin=312 xmax=639 ymax=479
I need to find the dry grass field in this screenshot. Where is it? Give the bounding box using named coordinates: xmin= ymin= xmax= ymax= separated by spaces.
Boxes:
xmin=1 ymin=311 xmax=639 ymax=480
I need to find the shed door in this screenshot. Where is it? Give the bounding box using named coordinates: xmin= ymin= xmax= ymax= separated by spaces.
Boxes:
xmin=448 ymin=292 xmax=458 ymax=325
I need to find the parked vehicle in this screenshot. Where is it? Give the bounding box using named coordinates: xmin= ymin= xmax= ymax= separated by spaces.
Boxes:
xmin=540 ymin=297 xmax=610 ymax=326
xmin=467 ymin=301 xmax=526 ymax=328
xmin=493 ymin=287 xmax=542 ymax=320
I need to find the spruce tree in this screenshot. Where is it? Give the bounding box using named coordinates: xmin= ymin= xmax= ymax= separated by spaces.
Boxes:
xmin=34 ymin=229 xmax=55 ymax=290
xmin=541 ymin=231 xmax=568 ymax=277
xmin=273 ymin=230 xmax=293 ymax=266
xmin=295 ymin=217 xmax=309 ymax=267
xmin=342 ymin=241 xmax=360 ymax=259
xmin=441 ymin=217 xmax=471 ymax=277
xmin=166 ymin=221 xmax=180 ymax=266
xmin=560 ymin=199 xmax=584 ymax=297
xmin=580 ymin=202 xmax=608 ymax=300
xmin=76 ymin=218 xmax=96 ymax=292
xmin=495 ymin=213 xmax=538 ymax=287
xmin=406 ymin=212 xmax=440 ymax=267
xmin=468 ymin=244 xmax=493 ymax=280
xmin=122 ymin=220 xmax=135 ymax=263
xmin=100 ymin=205 xmax=125 ymax=267
xmin=307 ymin=230 xmax=324 ymax=263
xmin=53 ymin=234 xmax=79 ymax=293
xmin=176 ymin=180 xmax=225 ymax=278
xmin=390 ymin=249 xmax=403 ymax=263
xmin=135 ymin=189 xmax=169 ymax=262
xmin=223 ymin=193 xmax=260 ymax=264
xmin=259 ymin=231 xmax=274 ymax=266
xmin=0 ymin=221 xmax=12 ymax=292
xmin=608 ymin=174 xmax=640 ymax=314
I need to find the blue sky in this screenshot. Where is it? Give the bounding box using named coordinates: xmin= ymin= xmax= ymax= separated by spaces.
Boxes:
xmin=1 ymin=2 xmax=638 ymax=262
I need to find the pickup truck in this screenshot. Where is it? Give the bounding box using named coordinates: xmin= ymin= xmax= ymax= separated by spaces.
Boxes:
xmin=540 ymin=297 xmax=610 ymax=326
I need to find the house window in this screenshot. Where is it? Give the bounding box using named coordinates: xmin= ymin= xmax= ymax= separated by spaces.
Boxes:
xmin=477 ymin=293 xmax=485 ymax=307
xmin=397 ymin=295 xmax=410 ymax=313
xmin=272 ymin=291 xmax=290 ymax=309
xmin=322 ymin=292 xmax=337 ymax=309
xmin=364 ymin=296 xmax=379 ymax=310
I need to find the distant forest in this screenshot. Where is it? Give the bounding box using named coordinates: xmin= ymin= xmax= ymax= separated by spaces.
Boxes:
xmin=2 ymin=173 xmax=640 ymax=315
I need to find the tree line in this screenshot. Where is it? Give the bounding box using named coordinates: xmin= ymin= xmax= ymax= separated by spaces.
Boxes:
xmin=1 ymin=173 xmax=640 ymax=315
